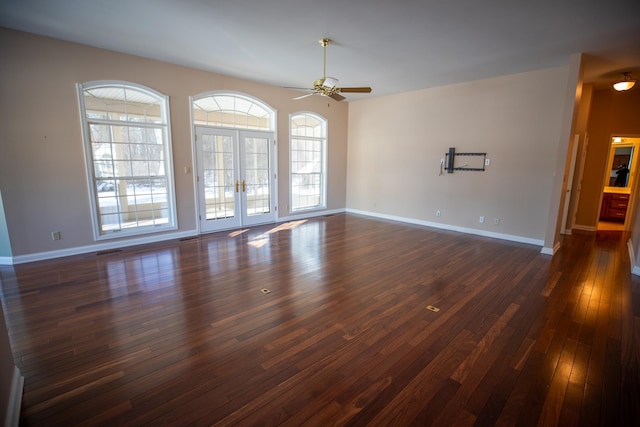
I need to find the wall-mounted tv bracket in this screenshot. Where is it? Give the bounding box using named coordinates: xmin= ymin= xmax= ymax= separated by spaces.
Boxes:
xmin=444 ymin=147 xmax=487 ymax=173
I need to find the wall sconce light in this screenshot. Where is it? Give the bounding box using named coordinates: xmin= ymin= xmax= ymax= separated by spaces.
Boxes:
xmin=613 ymin=72 xmax=637 ymax=91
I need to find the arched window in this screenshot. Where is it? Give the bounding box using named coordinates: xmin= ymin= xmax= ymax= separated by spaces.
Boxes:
xmin=77 ymin=81 xmax=176 ymax=239
xmin=192 ymin=93 xmax=273 ymax=130
xmin=290 ymin=112 xmax=327 ymax=212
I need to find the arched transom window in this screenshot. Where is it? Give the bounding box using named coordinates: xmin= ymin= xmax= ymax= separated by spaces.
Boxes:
xmin=192 ymin=93 xmax=273 ymax=130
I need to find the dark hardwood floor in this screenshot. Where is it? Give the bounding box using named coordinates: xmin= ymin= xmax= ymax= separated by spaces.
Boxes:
xmin=1 ymin=213 xmax=638 ymax=426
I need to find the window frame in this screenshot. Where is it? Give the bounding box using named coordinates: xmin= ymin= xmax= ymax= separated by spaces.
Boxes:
xmin=191 ymin=91 xmax=275 ymax=131
xmin=289 ymin=112 xmax=328 ymax=213
xmin=77 ymin=80 xmax=177 ymax=240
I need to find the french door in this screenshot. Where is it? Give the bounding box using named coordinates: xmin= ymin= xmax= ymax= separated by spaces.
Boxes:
xmin=195 ymin=126 xmax=276 ymax=233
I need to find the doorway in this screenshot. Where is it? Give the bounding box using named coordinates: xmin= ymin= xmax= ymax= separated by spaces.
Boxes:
xmin=195 ymin=126 xmax=276 ymax=233
xmin=598 ymin=136 xmax=640 ymax=231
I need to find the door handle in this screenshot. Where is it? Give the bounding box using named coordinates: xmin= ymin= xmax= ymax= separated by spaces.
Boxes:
xmin=235 ymin=180 xmax=239 ymax=192
xmin=242 ymin=180 xmax=246 ymax=192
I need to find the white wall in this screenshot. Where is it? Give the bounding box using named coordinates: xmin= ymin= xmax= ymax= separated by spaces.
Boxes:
xmin=346 ymin=67 xmax=570 ymax=244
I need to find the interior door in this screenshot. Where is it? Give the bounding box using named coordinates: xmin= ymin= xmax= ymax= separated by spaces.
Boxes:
xmin=240 ymin=131 xmax=276 ymax=226
xmin=561 ymin=134 xmax=580 ymax=235
xmin=196 ymin=127 xmax=240 ymax=232
xmin=195 ymin=127 xmax=275 ymax=233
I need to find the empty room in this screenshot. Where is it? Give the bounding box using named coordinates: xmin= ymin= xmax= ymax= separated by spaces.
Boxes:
xmin=1 ymin=1 xmax=640 ymax=425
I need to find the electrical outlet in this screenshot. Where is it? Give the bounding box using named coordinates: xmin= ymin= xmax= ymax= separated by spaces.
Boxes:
xmin=479 ymin=216 xmax=485 ymax=223
xmin=51 ymin=231 xmax=61 ymax=241
xmin=485 ymin=158 xmax=491 ymax=166
xmin=440 ymin=158 xmax=445 ymax=165
xmin=436 ymin=210 xmax=441 ymax=217
xmin=494 ymin=218 xmax=500 ymax=225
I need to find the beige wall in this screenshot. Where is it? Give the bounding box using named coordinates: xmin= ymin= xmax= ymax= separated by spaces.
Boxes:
xmin=0 ymin=28 xmax=348 ymax=258
xmin=346 ymin=66 xmax=570 ymax=242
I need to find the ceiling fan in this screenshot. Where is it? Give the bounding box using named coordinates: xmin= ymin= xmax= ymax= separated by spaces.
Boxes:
xmin=290 ymin=38 xmax=372 ymax=101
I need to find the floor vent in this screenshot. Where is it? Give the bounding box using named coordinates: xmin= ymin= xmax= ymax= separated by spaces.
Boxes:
xmin=95 ymin=249 xmax=122 ymax=256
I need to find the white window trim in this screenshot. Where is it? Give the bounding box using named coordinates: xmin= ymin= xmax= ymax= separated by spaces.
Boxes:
xmin=191 ymin=90 xmax=276 ymax=131
xmin=77 ymin=80 xmax=178 ymax=240
xmin=190 ymin=91 xmax=279 ymax=230
xmin=289 ymin=111 xmax=328 ymax=213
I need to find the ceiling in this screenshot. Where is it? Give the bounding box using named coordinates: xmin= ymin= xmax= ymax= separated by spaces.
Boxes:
xmin=1 ymin=0 xmax=640 ymax=101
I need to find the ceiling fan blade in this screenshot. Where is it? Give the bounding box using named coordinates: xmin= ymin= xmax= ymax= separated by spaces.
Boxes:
xmin=338 ymin=87 xmax=372 ymax=93
xmin=293 ymin=93 xmax=316 ymax=100
xmin=289 ymin=39 xmax=371 ymax=102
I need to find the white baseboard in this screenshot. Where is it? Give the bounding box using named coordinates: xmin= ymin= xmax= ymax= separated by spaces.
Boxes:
xmin=0 ymin=210 xmax=349 ymax=265
xmin=278 ymin=208 xmax=345 ymax=223
xmin=540 ymin=241 xmax=561 ymax=255
xmin=4 ymin=367 xmax=23 ymax=427
xmin=627 ymin=238 xmax=640 ymax=277
xmin=571 ymin=224 xmax=597 ymax=232
xmin=6 ymin=230 xmax=198 ymax=265
xmin=346 ymin=208 xmax=544 ymax=247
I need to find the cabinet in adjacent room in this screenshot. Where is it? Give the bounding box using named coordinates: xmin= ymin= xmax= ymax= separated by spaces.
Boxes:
xmin=600 ymin=192 xmax=629 ymax=222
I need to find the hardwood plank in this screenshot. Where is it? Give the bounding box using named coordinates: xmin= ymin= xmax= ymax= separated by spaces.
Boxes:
xmin=0 ymin=215 xmax=637 ymax=425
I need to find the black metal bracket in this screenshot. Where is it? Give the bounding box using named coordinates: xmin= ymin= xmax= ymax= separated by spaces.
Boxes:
xmin=444 ymin=148 xmax=487 ymax=173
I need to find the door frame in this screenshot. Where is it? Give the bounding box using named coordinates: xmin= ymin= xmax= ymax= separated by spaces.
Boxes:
xmin=238 ymin=130 xmax=277 ymax=227
xmin=561 ymin=134 xmax=580 ymax=235
xmin=598 ymin=135 xmax=640 ymax=231
xmin=193 ymin=126 xmax=277 ymax=234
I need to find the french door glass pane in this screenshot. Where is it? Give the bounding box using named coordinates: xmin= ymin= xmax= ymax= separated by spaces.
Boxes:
xmin=202 ymin=134 xmax=235 ymax=220
xmin=244 ymin=137 xmax=270 ymax=216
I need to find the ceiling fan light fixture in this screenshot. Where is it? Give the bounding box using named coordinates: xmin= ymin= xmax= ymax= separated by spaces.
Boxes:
xmin=322 ymin=76 xmax=339 ymax=89
xmin=613 ymin=73 xmax=637 ymax=91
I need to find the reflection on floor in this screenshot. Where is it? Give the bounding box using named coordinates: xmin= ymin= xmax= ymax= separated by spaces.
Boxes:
xmin=598 ymin=220 xmax=625 ymax=231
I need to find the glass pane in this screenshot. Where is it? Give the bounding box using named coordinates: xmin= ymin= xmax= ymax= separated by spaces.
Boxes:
xmin=112 ymin=161 xmax=132 ymax=177
xmin=94 ymin=161 xmax=114 ymax=178
xmin=147 ymin=145 xmax=163 ymax=160
xmin=202 ymin=134 xmax=235 ymax=221
xmin=84 ymin=85 xmax=164 ymax=124
xmin=129 ymin=144 xmax=147 ymax=160
xmin=150 ymin=178 xmax=166 ymax=195
xmin=100 ymin=214 xmax=121 ymax=232
xmin=131 ymin=161 xmax=149 ymax=176
xmin=291 ymin=115 xmax=325 ymax=211
xmin=89 ymin=124 xmax=112 ymax=142
xmin=109 ymin=143 xmax=129 ymax=161
xmin=96 ymin=179 xmax=116 ymax=193
xmin=191 ymin=94 xmax=272 ymax=130
xmin=245 ymin=137 xmax=270 ymax=216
